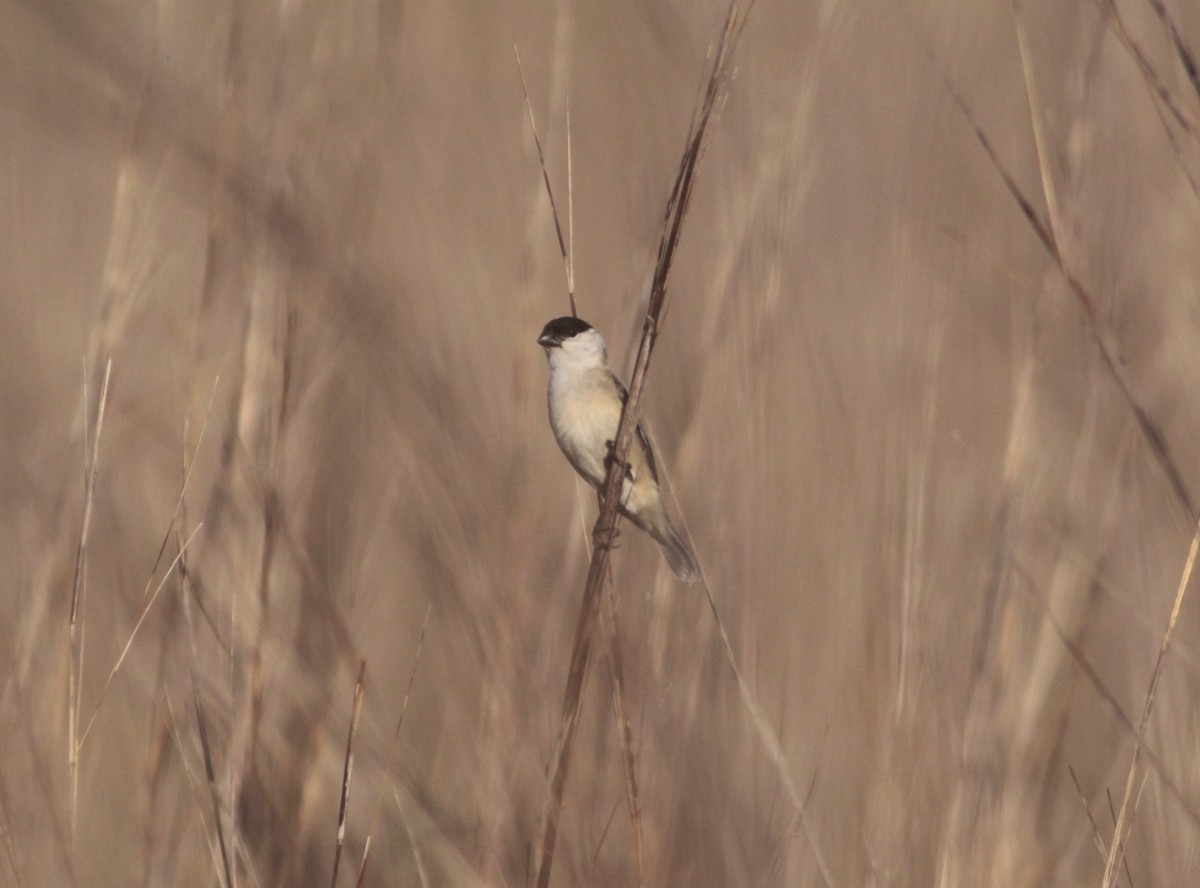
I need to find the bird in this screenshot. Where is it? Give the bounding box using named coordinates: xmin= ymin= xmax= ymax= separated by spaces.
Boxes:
xmin=537 ymin=316 xmax=698 ymax=582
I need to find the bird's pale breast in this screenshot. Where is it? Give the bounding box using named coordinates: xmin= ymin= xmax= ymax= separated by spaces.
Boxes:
xmin=548 ymin=367 xmax=652 ymax=494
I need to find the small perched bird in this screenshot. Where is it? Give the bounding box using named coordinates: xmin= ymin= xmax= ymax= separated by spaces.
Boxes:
xmin=537 ymin=316 xmax=698 ymax=582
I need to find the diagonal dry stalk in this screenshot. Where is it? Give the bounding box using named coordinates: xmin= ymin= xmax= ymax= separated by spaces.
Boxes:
xmin=1010 ymin=1 xmax=1065 ymax=247
xmin=1009 ymin=561 xmax=1200 ymax=828
xmin=391 ymin=788 xmax=432 ymax=888
xmin=1007 ymin=15 xmax=1200 ymax=879
xmin=1101 ymin=523 xmax=1198 ymax=887
xmin=1067 ymin=765 xmax=1135 ymax=887
xmin=1068 ymin=765 xmax=1110 ymax=860
xmin=1144 ymin=0 xmax=1200 ymax=103
xmin=1098 ymin=0 xmax=1198 ymax=137
xmin=908 ymin=9 xmax=1198 ymax=524
xmin=1094 ymin=0 xmax=1200 ymax=200
xmin=76 ymin=433 xmax=213 ymax=750
xmin=180 ymin=542 xmax=235 ymax=888
xmin=695 ymin=571 xmax=835 ymax=887
xmin=331 ymin=660 xmax=367 ymax=888
xmin=531 ymin=6 xmax=748 ymax=887
xmin=67 ymin=356 xmax=111 ymax=844
xmin=163 ymin=688 xmax=231 ymax=886
xmin=76 ymin=523 xmax=206 ymax=751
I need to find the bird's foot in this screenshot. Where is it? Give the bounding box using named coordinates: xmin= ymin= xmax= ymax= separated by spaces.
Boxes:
xmin=603 ymin=439 xmax=631 ymax=478
xmin=592 ymin=523 xmax=621 ymax=552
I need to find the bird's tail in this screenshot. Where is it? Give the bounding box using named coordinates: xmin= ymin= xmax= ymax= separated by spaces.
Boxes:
xmin=648 ymin=516 xmax=699 ymax=584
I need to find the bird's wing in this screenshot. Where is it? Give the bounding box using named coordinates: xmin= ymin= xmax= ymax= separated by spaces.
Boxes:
xmin=609 ymin=370 xmax=659 ymax=482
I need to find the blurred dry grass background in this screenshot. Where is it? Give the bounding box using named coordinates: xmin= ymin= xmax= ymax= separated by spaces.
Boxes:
xmin=3 ymin=0 xmax=1200 ymax=885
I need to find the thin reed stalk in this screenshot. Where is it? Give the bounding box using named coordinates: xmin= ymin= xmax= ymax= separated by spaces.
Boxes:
xmin=532 ymin=6 xmax=748 ymax=885
xmin=332 ymin=661 xmax=367 ymax=888
xmin=67 ymin=357 xmax=111 ymax=844
xmin=1102 ymin=523 xmax=1199 ymax=887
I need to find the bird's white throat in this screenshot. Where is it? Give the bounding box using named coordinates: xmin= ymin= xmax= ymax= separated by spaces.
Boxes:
xmin=546 ymin=328 xmax=608 ymax=375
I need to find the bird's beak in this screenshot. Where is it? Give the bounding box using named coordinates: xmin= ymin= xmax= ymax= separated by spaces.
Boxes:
xmin=537 ymin=333 xmax=560 ymax=348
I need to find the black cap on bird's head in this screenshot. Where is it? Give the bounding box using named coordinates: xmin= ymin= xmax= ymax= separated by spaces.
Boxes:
xmin=537 ymin=316 xmax=593 ymax=348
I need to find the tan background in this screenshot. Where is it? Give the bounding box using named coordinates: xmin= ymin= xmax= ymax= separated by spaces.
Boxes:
xmin=3 ymin=1 xmax=1200 ymax=885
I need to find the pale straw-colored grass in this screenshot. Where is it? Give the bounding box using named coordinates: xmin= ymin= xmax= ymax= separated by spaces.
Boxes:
xmin=3 ymin=2 xmax=1200 ymax=886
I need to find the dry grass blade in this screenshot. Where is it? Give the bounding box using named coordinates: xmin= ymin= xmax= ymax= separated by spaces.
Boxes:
xmin=76 ymin=523 xmax=204 ymax=749
xmin=531 ymin=5 xmax=747 ymax=887
xmin=76 ymin=381 xmax=217 ymax=751
xmin=515 ymin=46 xmax=576 ymax=317
xmin=699 ymin=580 xmax=835 ymax=886
xmin=189 ymin=656 xmax=233 ymax=888
xmin=566 ymin=102 xmax=575 ymax=305
xmin=332 ymin=660 xmax=367 ymax=888
xmin=181 ymin=556 xmax=234 ymax=888
xmin=1010 ymin=563 xmax=1200 ymax=828
xmin=1144 ymin=0 xmax=1200 ymax=102
xmin=139 ymin=376 xmax=221 ymax=612
xmin=1099 ymin=0 xmax=1198 ymax=137
xmin=1011 ymin=0 xmax=1064 ymax=245
xmin=355 ymin=605 xmax=432 ymax=888
xmin=163 ymin=690 xmax=229 ymax=886
xmin=1069 ymin=764 xmax=1136 ymax=888
xmin=1094 ymin=0 xmax=1200 ymax=200
xmin=590 ymin=800 xmax=623 ymax=867
xmin=69 ymin=358 xmax=111 ymax=627
xmin=1103 ymin=786 xmax=1137 ymax=888
xmin=1069 ymin=765 xmax=1113 ymax=861
xmin=68 ymin=356 xmax=111 ymax=841
xmin=391 ymin=789 xmax=431 ymax=888
xmin=1101 ymin=523 xmax=1199 ymax=887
